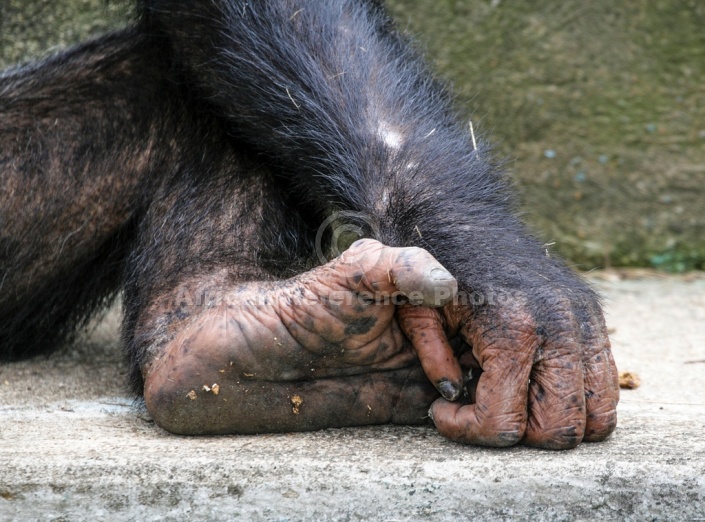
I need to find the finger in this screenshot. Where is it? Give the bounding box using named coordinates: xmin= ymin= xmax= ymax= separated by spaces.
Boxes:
xmin=522 ymin=340 xmax=586 ymax=450
xmin=455 ymin=338 xmax=482 ymax=402
xmin=430 ymin=326 xmax=535 ymax=447
xmin=397 ymin=305 xmax=463 ymax=401
xmin=579 ymin=310 xmax=619 ymax=442
xmin=340 ymin=239 xmax=457 ymax=307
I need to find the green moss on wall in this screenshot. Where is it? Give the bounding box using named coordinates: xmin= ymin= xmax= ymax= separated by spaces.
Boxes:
xmin=388 ymin=0 xmax=705 ymax=271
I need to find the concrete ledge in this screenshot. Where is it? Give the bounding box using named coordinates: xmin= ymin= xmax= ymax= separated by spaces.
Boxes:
xmin=1 ymin=274 xmax=704 ymax=521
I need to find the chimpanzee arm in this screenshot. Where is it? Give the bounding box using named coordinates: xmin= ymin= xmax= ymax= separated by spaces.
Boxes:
xmin=140 ymin=0 xmax=619 ymax=449
xmin=0 ymin=30 xmax=171 ymax=360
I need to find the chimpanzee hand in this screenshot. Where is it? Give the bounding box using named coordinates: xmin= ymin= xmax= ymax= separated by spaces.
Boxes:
xmin=398 ymin=278 xmax=619 ymax=450
xmin=142 ymin=239 xmax=462 ymax=435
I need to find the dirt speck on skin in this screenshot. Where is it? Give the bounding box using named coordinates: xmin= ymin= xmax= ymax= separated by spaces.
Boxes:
xmin=291 ymin=395 xmax=303 ymax=414
xmin=186 ymin=390 xmax=197 ymax=400
xmin=619 ymin=371 xmax=641 ymax=389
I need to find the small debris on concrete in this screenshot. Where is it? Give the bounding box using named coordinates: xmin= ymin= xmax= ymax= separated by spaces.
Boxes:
xmin=619 ymin=371 xmax=641 ymax=389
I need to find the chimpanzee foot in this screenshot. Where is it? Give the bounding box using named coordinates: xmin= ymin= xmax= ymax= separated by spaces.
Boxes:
xmin=142 ymin=239 xmax=462 ymax=434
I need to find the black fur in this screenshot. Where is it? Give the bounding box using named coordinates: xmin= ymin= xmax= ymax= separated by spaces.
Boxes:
xmin=139 ymin=0 xmax=598 ymax=311
xmin=1 ymin=0 xmax=599 ymax=397
xmin=0 ymin=31 xmax=158 ymax=361
xmin=0 ymin=30 xmax=310 ymax=369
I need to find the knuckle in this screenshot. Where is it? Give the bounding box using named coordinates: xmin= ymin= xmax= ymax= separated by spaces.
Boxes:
xmin=584 ymin=411 xmax=618 ymax=442
xmin=474 ymin=414 xmax=526 ymax=447
xmin=525 ymin=424 xmax=584 ymax=450
xmin=472 ymin=426 xmax=524 ymax=448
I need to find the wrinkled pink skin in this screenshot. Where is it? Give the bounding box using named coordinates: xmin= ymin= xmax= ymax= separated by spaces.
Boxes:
xmin=143 ymin=239 xmax=618 ymax=449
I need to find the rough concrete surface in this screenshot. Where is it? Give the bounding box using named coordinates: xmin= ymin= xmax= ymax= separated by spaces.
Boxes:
xmin=1 ymin=274 xmax=704 ymax=521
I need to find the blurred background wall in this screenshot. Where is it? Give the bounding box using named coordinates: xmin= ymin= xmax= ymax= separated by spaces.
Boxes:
xmin=2 ymin=0 xmax=704 ymax=272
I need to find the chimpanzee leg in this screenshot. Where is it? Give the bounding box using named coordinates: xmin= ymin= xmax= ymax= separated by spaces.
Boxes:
xmin=1 ymin=22 xmax=463 ymax=434
xmin=0 ymin=30 xmax=176 ymax=360
xmin=140 ymin=0 xmax=619 ymax=448
xmin=123 ymin=146 xmax=462 ymax=434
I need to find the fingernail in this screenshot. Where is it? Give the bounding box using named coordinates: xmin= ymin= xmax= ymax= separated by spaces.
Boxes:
xmin=427 ymin=406 xmax=434 ymax=421
xmin=438 ymin=380 xmax=461 ymax=401
xmin=430 ymin=267 xmax=454 ymax=282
